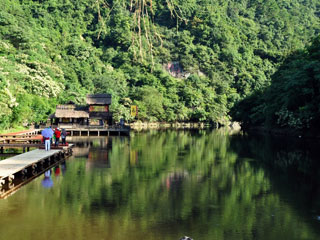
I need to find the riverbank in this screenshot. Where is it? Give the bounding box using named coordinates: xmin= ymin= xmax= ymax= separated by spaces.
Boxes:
xmin=0 ymin=122 xmax=243 ymax=135
xmin=129 ymin=121 xmax=241 ymax=132
xmin=129 ymin=122 xmax=206 ymax=130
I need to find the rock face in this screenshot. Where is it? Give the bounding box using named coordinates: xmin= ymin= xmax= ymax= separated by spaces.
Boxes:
xmin=163 ymin=61 xmax=206 ymax=79
xmin=164 ymin=61 xmax=190 ymax=78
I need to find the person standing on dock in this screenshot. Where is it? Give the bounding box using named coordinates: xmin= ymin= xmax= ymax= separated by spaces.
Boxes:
xmin=54 ymin=128 xmax=61 ymax=146
xmin=120 ymin=118 xmax=124 ymax=128
xmin=61 ymin=128 xmax=67 ymax=145
xmin=41 ymin=126 xmax=54 ymax=151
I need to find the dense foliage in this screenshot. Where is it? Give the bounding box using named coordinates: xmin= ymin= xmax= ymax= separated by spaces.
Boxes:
xmin=233 ymin=37 xmax=320 ymax=133
xmin=0 ymin=0 xmax=319 ymax=129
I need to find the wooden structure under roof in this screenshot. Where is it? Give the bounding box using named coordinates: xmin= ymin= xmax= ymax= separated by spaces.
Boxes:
xmin=50 ymin=94 xmax=113 ymax=128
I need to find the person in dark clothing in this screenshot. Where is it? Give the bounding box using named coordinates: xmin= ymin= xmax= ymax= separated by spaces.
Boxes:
xmin=61 ymin=128 xmax=67 ymax=145
xmin=120 ymin=118 xmax=124 ymax=128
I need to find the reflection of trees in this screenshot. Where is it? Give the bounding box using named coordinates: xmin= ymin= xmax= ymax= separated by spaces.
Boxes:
xmin=0 ymin=131 xmax=319 ymax=239
xmin=236 ymin=134 xmax=320 ymax=179
xmin=230 ymin=134 xmax=320 ymax=234
xmin=56 ymin=131 xmax=320 ymax=238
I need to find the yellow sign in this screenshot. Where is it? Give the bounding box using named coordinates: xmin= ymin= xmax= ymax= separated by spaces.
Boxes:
xmin=131 ymin=105 xmax=137 ymax=117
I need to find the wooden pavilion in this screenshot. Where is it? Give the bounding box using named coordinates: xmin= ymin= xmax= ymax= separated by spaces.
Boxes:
xmin=50 ymin=94 xmax=113 ymax=128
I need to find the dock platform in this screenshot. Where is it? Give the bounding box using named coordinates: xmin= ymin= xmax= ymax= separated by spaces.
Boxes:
xmin=0 ymin=143 xmax=69 ymax=153
xmin=0 ymin=146 xmax=73 ymax=193
xmin=67 ymin=128 xmax=130 ymax=136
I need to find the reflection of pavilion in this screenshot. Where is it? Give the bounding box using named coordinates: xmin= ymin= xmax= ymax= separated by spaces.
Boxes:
xmin=72 ymin=146 xmax=90 ymax=158
xmin=72 ymin=137 xmax=112 ymax=170
xmin=86 ymin=149 xmax=110 ymax=170
xmin=164 ymin=171 xmax=189 ymax=191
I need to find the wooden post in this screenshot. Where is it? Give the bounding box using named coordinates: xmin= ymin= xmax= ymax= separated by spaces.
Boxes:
xmin=108 ymin=131 xmax=110 ymax=136
xmin=53 ymin=154 xmax=57 ymax=162
xmin=8 ymin=175 xmax=14 ymax=183
xmin=98 ymin=131 xmax=100 ymax=136
xmin=80 ymin=131 xmax=82 ymax=136
xmin=71 ymin=131 xmax=73 ymax=136
xmin=87 ymin=131 xmax=89 ymax=136
xmin=32 ymin=164 xmax=37 ymax=176
xmin=40 ymin=160 xmax=44 ymax=171
xmin=21 ymin=169 xmax=27 ymax=181
xmin=0 ymin=179 xmax=5 ymax=187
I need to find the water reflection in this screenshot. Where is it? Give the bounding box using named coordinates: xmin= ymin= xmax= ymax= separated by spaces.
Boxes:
xmin=72 ymin=137 xmax=112 ymax=169
xmin=229 ymin=133 xmax=320 ymax=231
xmin=0 ymin=160 xmax=67 ymax=198
xmin=0 ymin=131 xmax=319 ymax=240
xmin=42 ymin=170 xmax=53 ymax=188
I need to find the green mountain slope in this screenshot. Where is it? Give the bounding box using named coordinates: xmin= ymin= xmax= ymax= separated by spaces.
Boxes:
xmin=232 ymin=36 xmax=320 ymax=134
xmin=0 ymin=0 xmax=319 ymax=129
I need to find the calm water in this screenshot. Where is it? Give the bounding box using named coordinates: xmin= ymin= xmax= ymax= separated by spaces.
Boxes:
xmin=0 ymin=129 xmax=320 ymax=240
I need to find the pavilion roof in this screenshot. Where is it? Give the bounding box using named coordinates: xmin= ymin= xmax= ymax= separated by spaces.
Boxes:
xmin=86 ymin=94 xmax=111 ymax=105
xmin=54 ymin=108 xmax=89 ymax=118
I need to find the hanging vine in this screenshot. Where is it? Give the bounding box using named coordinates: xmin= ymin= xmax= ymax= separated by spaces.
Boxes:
xmin=94 ymin=0 xmax=187 ymax=67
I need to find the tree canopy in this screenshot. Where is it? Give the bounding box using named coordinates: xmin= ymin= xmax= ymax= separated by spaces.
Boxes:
xmin=0 ymin=0 xmax=319 ymax=129
xmin=232 ymin=36 xmax=320 ymax=134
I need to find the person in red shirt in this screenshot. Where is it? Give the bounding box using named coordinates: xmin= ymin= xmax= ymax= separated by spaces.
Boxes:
xmin=54 ymin=128 xmax=61 ymax=146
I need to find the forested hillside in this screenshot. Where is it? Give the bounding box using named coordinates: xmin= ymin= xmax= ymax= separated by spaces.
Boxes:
xmin=0 ymin=0 xmax=319 ymax=129
xmin=232 ymin=36 xmax=320 ymax=134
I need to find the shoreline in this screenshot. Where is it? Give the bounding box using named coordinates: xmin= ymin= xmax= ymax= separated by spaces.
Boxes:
xmin=128 ymin=121 xmax=242 ymax=131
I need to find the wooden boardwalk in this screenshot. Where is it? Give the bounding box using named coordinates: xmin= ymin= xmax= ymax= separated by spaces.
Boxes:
xmin=0 ymin=143 xmax=70 ymax=150
xmin=0 ymin=146 xmax=73 ymax=188
xmin=0 ymin=131 xmax=42 ymax=146
xmin=0 ymin=149 xmax=61 ymax=180
xmin=67 ymin=127 xmax=130 ymax=136
xmin=0 ymin=129 xmax=41 ymax=138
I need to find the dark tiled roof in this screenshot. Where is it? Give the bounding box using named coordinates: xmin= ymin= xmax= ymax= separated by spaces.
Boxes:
xmin=86 ymin=94 xmax=111 ymax=105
